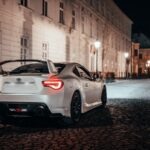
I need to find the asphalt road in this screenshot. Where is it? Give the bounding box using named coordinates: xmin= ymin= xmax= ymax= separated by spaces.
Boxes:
xmin=0 ymin=80 xmax=150 ymax=150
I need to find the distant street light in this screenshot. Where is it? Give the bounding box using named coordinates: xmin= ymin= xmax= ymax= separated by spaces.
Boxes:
xmin=94 ymin=40 xmax=101 ymax=73
xmin=124 ymin=52 xmax=129 ymax=59
xmin=146 ymin=60 xmax=150 ymax=76
xmin=124 ymin=52 xmax=129 ymax=78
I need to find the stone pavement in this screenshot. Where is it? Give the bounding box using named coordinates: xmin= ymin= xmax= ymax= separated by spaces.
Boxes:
xmin=0 ymin=99 xmax=149 ymax=150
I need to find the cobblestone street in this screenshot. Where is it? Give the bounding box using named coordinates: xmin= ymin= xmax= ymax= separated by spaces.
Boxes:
xmin=0 ymin=98 xmax=149 ymax=150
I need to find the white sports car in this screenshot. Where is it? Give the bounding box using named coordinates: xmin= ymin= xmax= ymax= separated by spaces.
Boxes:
xmin=0 ymin=59 xmax=107 ymax=123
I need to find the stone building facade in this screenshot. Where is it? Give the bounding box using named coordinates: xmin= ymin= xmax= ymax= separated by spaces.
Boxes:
xmin=131 ymin=42 xmax=140 ymax=75
xmin=131 ymin=42 xmax=150 ymax=77
xmin=0 ymin=0 xmax=132 ymax=77
xmin=138 ymin=48 xmax=150 ymax=76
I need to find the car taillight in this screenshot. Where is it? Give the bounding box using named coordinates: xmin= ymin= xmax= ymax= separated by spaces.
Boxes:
xmin=42 ymin=76 xmax=64 ymax=90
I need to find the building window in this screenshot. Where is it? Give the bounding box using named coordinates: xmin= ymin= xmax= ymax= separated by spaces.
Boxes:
xmin=95 ymin=0 xmax=99 ymax=11
xmin=42 ymin=0 xmax=48 ymax=16
xmin=81 ymin=16 xmax=85 ymax=34
xmin=101 ymin=1 xmax=105 ymax=16
xmin=59 ymin=2 xmax=64 ymax=24
xmin=71 ymin=10 xmax=76 ymax=29
xmin=81 ymin=7 xmax=85 ymax=34
xmin=139 ymin=53 xmax=142 ymax=59
xmin=20 ymin=37 xmax=29 ymax=63
xmin=42 ymin=42 xmax=49 ymax=60
xmin=134 ymin=49 xmax=138 ymax=57
xmin=90 ymin=14 xmax=92 ymax=37
xmin=96 ymin=19 xmax=99 ymax=39
xmin=90 ymin=0 xmax=93 ymax=7
xmin=20 ymin=0 xmax=28 ymax=7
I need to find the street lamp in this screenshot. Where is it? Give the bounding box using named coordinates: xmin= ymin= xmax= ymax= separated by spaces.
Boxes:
xmin=124 ymin=52 xmax=129 ymax=78
xmin=94 ymin=40 xmax=101 ymax=73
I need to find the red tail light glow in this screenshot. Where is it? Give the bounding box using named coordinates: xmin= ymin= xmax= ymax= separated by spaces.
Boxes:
xmin=42 ymin=76 xmax=64 ymax=90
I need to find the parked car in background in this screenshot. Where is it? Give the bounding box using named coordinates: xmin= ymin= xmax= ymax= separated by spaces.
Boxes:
xmin=0 ymin=59 xmax=107 ymax=124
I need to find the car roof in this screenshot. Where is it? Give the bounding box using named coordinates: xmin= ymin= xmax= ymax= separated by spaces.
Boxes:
xmin=54 ymin=62 xmax=78 ymax=65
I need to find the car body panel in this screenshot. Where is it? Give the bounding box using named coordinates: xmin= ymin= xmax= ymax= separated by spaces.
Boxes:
xmin=0 ymin=59 xmax=106 ymax=118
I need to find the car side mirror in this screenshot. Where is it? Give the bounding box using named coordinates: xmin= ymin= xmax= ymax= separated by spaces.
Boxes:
xmin=93 ymin=74 xmax=103 ymax=81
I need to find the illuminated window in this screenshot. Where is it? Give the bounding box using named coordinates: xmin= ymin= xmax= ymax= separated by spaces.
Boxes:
xmin=42 ymin=0 xmax=48 ymax=16
xmin=20 ymin=37 xmax=29 ymax=63
xmin=59 ymin=2 xmax=64 ymax=24
xmin=20 ymin=0 xmax=28 ymax=7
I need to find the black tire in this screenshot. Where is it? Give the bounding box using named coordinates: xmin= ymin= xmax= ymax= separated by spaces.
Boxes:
xmin=101 ymin=86 xmax=107 ymax=107
xmin=0 ymin=115 xmax=8 ymax=125
xmin=61 ymin=91 xmax=81 ymax=126
xmin=70 ymin=91 xmax=81 ymax=123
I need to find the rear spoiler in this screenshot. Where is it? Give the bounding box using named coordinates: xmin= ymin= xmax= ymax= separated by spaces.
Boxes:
xmin=47 ymin=60 xmax=57 ymax=74
xmin=0 ymin=59 xmax=58 ymax=74
xmin=0 ymin=59 xmax=46 ymax=65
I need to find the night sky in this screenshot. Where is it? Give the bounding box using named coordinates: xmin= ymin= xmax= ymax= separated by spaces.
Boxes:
xmin=114 ymin=0 xmax=150 ymax=38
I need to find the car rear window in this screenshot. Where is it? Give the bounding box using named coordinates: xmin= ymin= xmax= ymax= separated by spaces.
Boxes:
xmin=10 ymin=63 xmax=49 ymax=74
xmin=54 ymin=63 xmax=66 ymax=73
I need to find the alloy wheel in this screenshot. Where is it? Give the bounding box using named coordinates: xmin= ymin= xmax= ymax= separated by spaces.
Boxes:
xmin=71 ymin=92 xmax=81 ymax=123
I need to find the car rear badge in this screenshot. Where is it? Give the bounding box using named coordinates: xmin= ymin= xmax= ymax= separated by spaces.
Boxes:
xmin=16 ymin=78 xmax=21 ymax=82
xmin=16 ymin=78 xmax=23 ymax=84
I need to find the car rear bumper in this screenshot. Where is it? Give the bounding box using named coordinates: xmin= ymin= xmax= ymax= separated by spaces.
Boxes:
xmin=0 ymin=102 xmax=62 ymax=117
xmin=0 ymin=94 xmax=69 ymax=117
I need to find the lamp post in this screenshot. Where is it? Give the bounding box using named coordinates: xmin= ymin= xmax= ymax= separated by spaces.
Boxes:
xmin=94 ymin=40 xmax=101 ymax=73
xmin=124 ymin=52 xmax=129 ymax=78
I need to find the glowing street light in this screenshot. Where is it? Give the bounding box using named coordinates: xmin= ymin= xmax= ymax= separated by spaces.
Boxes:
xmin=124 ymin=52 xmax=129 ymax=59
xmin=146 ymin=60 xmax=150 ymax=76
xmin=94 ymin=41 xmax=101 ymax=49
xmin=94 ymin=40 xmax=101 ymax=73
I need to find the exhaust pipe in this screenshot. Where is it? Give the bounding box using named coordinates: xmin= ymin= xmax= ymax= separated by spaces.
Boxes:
xmin=33 ymin=105 xmax=47 ymax=117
